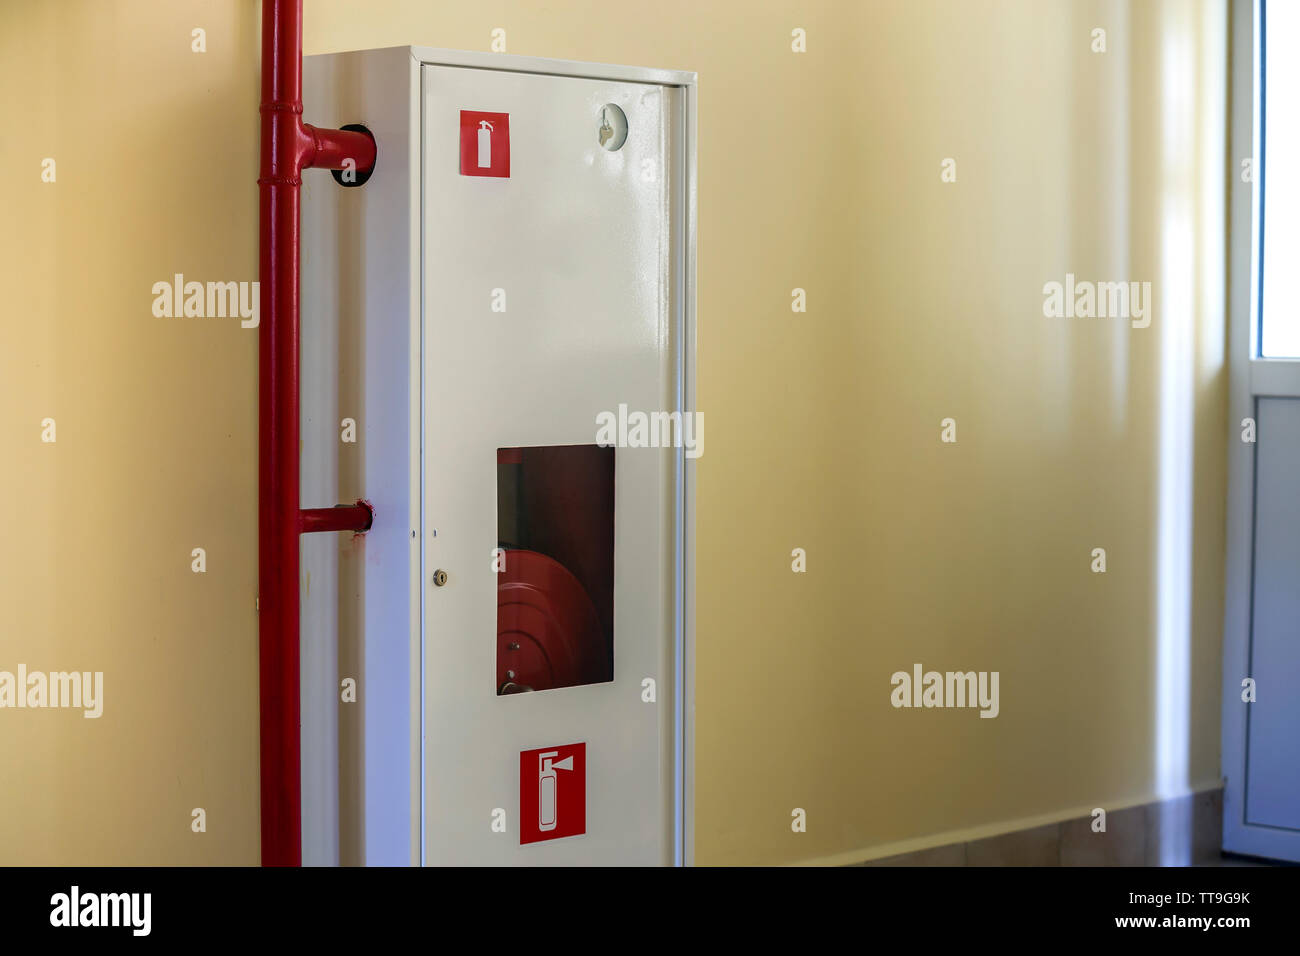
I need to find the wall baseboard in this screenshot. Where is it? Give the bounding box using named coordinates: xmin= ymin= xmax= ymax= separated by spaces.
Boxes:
xmin=827 ymin=786 xmax=1227 ymax=867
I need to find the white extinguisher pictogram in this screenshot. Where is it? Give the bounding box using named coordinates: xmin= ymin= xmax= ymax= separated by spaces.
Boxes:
xmin=477 ymin=119 xmax=494 ymax=169
xmin=537 ymin=750 xmax=574 ymax=831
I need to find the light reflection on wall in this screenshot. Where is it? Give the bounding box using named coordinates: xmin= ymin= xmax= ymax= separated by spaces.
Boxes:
xmin=1153 ymin=0 xmax=1206 ymax=866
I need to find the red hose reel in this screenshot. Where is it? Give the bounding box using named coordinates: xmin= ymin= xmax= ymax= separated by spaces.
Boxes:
xmin=497 ymin=550 xmax=610 ymax=693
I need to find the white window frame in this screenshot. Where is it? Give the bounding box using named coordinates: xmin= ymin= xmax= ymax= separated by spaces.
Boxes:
xmin=1221 ymin=0 xmax=1300 ymax=862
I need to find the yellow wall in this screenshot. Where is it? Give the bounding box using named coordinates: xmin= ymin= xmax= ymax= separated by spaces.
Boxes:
xmin=0 ymin=0 xmax=1227 ymax=865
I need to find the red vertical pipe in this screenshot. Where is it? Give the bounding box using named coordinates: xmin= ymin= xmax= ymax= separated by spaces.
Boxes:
xmin=258 ymin=0 xmax=375 ymax=867
xmin=258 ymin=0 xmax=306 ymax=869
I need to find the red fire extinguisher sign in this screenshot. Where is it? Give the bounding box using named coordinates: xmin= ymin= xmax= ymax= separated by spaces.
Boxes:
xmin=520 ymin=742 xmax=585 ymax=844
xmin=460 ymin=110 xmax=510 ymax=178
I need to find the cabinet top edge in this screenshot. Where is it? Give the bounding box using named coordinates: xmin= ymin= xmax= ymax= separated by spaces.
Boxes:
xmin=305 ymin=45 xmax=697 ymax=88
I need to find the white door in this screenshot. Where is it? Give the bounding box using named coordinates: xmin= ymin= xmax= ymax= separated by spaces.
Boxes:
xmin=420 ymin=62 xmax=685 ymax=864
xmin=1222 ymin=0 xmax=1300 ymax=862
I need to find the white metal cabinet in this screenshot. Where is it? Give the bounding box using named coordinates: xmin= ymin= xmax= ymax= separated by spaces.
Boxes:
xmin=301 ymin=46 xmax=695 ymax=866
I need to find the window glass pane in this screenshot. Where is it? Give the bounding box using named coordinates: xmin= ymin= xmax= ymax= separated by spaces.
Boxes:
xmin=1261 ymin=1 xmax=1300 ymax=357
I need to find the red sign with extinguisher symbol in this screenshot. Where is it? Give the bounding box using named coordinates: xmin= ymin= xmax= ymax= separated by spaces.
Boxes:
xmin=520 ymin=742 xmax=585 ymax=844
xmin=460 ymin=110 xmax=510 ymax=178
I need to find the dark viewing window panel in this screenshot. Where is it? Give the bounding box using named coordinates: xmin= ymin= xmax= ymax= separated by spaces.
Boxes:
xmin=496 ymin=445 xmax=615 ymax=695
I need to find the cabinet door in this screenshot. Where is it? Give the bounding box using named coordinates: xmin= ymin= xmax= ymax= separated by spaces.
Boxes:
xmin=421 ymin=62 xmax=683 ymax=865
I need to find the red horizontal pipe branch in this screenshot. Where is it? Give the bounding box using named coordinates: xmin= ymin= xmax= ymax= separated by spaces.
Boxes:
xmin=300 ymin=501 xmax=374 ymax=535
xmin=304 ymin=123 xmax=374 ymax=171
xmin=259 ymin=0 xmax=375 ymax=867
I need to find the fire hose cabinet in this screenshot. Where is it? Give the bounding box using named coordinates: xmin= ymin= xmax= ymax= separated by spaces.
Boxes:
xmin=299 ymin=47 xmax=697 ymax=865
